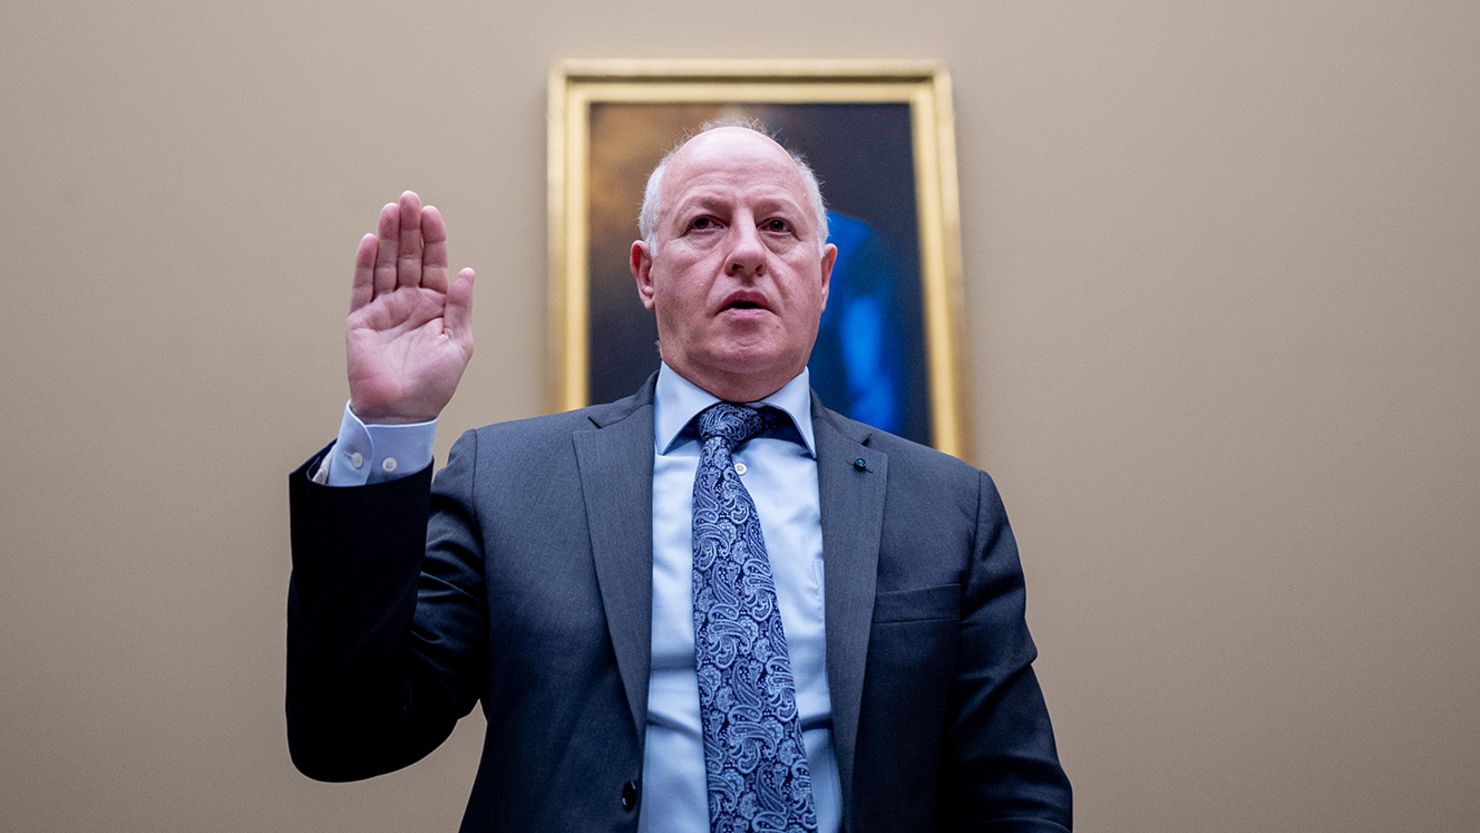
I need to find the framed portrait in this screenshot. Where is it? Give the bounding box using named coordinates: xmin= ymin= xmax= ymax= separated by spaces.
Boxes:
xmin=548 ymin=60 xmax=969 ymax=457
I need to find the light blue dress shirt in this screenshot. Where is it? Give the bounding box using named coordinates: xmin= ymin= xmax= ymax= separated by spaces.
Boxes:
xmin=317 ymin=401 xmax=437 ymax=487
xmin=322 ymin=365 xmax=840 ymax=832
xmin=643 ymin=365 xmax=839 ymax=833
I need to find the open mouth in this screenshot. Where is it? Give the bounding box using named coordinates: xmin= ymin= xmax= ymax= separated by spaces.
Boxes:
xmin=720 ymin=292 xmax=770 ymax=313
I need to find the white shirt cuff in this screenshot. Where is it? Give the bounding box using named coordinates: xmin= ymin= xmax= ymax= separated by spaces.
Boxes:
xmin=317 ymin=401 xmax=438 ymax=487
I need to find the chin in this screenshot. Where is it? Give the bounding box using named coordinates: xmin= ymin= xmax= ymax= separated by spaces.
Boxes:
xmin=712 ymin=342 xmax=786 ymax=373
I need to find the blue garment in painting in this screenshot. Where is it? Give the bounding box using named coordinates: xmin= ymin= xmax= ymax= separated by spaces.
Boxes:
xmin=810 ymin=212 xmax=912 ymax=439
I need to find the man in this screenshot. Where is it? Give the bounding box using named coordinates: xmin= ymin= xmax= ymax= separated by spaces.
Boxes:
xmin=287 ymin=125 xmax=1072 ymax=832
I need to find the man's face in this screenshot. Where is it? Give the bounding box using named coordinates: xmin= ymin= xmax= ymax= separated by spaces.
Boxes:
xmin=631 ymin=128 xmax=836 ymax=402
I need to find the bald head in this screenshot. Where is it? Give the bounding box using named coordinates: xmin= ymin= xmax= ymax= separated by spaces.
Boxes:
xmin=638 ymin=124 xmax=829 ymax=254
xmin=627 ymin=123 xmax=838 ymax=402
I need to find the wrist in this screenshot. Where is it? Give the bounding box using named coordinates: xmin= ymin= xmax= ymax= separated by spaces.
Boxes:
xmin=348 ymin=400 xmax=439 ymax=426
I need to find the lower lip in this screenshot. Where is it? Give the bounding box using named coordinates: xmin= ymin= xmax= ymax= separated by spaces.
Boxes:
xmin=720 ymin=307 xmax=769 ymax=320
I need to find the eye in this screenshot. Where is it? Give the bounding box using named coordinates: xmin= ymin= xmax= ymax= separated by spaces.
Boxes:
xmin=761 ymin=218 xmax=791 ymax=233
xmin=689 ymin=216 xmax=718 ymax=231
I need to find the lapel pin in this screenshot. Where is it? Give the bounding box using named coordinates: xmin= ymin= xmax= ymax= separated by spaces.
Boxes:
xmin=852 ymin=457 xmax=870 ymax=472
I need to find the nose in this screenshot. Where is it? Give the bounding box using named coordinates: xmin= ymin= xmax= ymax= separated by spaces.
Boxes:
xmin=725 ymin=222 xmax=766 ymax=278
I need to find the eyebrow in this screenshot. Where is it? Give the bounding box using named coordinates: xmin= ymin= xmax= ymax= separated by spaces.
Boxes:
xmin=671 ymin=193 xmax=807 ymax=221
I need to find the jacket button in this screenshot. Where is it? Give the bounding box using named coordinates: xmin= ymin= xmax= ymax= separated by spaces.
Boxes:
xmin=620 ymin=778 xmax=639 ymax=812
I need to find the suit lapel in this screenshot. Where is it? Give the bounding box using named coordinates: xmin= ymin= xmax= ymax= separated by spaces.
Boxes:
xmin=570 ymin=384 xmax=888 ymax=793
xmin=573 ymin=388 xmax=657 ymax=738
xmin=812 ymin=400 xmax=887 ymax=817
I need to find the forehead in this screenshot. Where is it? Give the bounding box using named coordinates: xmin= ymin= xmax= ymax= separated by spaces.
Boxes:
xmin=660 ymin=129 xmax=810 ymax=210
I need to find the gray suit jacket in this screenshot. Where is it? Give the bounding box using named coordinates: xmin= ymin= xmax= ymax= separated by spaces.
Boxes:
xmin=287 ymin=378 xmax=1071 ymax=832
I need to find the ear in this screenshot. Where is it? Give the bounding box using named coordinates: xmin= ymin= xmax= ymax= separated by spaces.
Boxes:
xmin=817 ymin=242 xmax=837 ymax=311
xmin=631 ymin=240 xmax=656 ymax=310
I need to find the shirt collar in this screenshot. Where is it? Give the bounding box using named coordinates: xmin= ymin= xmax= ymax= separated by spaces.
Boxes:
xmin=654 ymin=362 xmax=816 ymax=457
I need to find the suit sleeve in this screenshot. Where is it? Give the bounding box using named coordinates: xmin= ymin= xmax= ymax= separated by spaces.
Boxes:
xmin=285 ymin=431 xmax=487 ymax=781
xmin=943 ymin=470 xmax=1073 ymax=831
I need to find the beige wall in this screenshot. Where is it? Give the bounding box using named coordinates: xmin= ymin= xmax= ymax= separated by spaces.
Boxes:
xmin=3 ymin=1 xmax=1477 ymax=830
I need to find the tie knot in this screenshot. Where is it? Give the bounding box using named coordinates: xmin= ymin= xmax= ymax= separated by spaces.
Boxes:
xmin=696 ymin=402 xmax=767 ymax=450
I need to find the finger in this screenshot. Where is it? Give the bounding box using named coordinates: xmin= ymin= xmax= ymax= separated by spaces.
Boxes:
xmin=373 ymin=202 xmax=399 ymax=296
xmin=350 ymin=233 xmax=377 ymax=313
xmin=397 ymin=190 xmax=423 ymax=288
xmin=444 ymin=268 xmax=475 ymax=351
xmin=421 ymin=205 xmax=449 ymax=293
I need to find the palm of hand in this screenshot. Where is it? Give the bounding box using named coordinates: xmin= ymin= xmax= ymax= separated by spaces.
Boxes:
xmin=344 ymin=192 xmax=476 ymax=424
xmin=348 ymin=286 xmax=471 ymax=423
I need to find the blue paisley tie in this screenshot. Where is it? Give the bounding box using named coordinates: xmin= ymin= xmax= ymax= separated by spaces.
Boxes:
xmin=692 ymin=403 xmax=818 ymax=833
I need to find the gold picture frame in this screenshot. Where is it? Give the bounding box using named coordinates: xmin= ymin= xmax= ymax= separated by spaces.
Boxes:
xmin=549 ymin=59 xmax=968 ymax=458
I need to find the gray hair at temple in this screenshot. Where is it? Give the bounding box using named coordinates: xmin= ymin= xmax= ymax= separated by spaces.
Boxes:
xmin=638 ymin=119 xmax=831 ymax=257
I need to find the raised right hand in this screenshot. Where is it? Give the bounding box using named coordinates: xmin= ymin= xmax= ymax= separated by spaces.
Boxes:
xmin=346 ymin=191 xmax=476 ymax=424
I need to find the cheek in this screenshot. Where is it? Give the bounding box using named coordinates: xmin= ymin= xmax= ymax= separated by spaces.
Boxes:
xmin=784 ymin=272 xmax=828 ymax=310
xmin=654 ymin=288 xmax=704 ymax=335
xmin=650 ymin=265 xmax=702 ymax=311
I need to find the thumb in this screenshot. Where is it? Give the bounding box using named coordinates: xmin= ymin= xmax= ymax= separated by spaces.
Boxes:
xmin=444 ymin=267 xmax=476 ymax=352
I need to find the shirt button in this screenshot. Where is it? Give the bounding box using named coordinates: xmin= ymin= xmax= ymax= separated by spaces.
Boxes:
xmin=381 ymin=457 xmax=398 ymax=473
xmin=620 ymin=778 xmax=639 ymax=811
xmin=348 ymin=451 xmax=364 ymax=469
xmin=733 ymin=462 xmax=748 ymax=476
